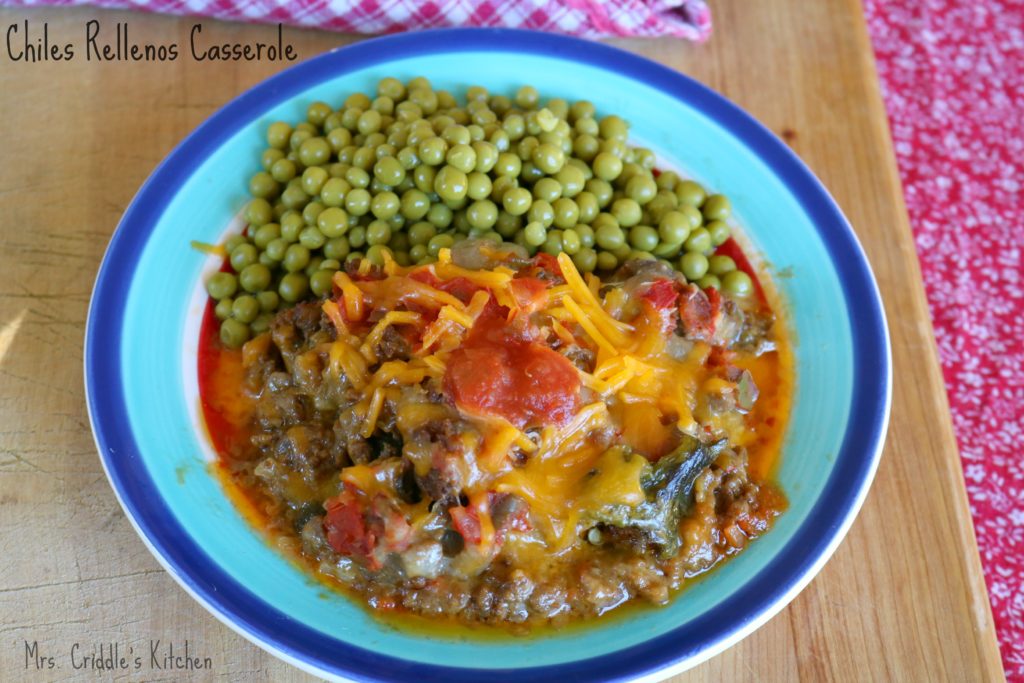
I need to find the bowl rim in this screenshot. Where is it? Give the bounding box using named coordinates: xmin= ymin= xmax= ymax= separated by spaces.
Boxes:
xmin=85 ymin=27 xmax=892 ymax=683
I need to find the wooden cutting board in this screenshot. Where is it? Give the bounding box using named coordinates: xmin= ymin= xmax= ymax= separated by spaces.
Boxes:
xmin=0 ymin=0 xmax=1006 ymax=680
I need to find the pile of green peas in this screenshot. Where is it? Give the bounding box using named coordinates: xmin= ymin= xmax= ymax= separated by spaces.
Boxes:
xmin=206 ymin=77 xmax=754 ymax=348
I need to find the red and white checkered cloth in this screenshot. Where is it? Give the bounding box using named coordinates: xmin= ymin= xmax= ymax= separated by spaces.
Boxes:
xmin=5 ymin=0 xmax=711 ymax=40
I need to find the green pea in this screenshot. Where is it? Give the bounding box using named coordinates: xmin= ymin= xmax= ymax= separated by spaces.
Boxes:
xmin=629 ymin=225 xmax=660 ymax=252
xmin=673 ymin=180 xmax=705 ymax=208
xmin=344 ymin=188 xmax=371 ymax=216
xmin=298 ymin=226 xmax=325 ymax=250
xmin=552 ymin=197 xmax=579 ymax=230
xmin=249 ymin=171 xmax=279 ymax=199
xmin=502 ymin=187 xmax=532 ymax=216
xmin=324 ymin=237 xmax=351 ymax=261
xmin=680 ymin=252 xmax=709 ymax=281
xmin=270 ymin=158 xmax=297 ymax=184
xmin=527 ymin=199 xmax=555 ymax=228
xmin=593 ymin=152 xmax=624 ymax=183
xmin=466 ymin=200 xmax=499 ymax=230
xmin=356 ymin=109 xmax=382 ymax=135
xmin=364 ymin=220 xmax=391 ymax=246
xmin=206 ymin=272 xmax=237 ymax=301
xmin=532 ymin=143 xmax=565 ymax=175
xmin=306 ymin=270 xmax=332 ymax=298
xmin=634 ymin=148 xmax=657 ymax=170
xmin=238 ymin=263 xmax=271 ymax=293
xmin=652 ymin=241 xmax=683 ymax=259
xmin=573 ymin=134 xmax=600 ymax=162
xmin=257 ymin=290 xmax=279 ymax=312
xmin=252 ymin=223 xmax=281 ymax=249
xmin=250 ymin=313 xmax=273 ymax=334
xmin=442 ymin=124 xmax=471 ymax=146
xmin=404 ymin=222 xmax=434 ymax=246
xmin=533 ymin=177 xmax=562 ymax=203
xmin=656 ymin=171 xmax=680 ymax=191
xmin=345 ymin=166 xmax=370 ymax=189
xmin=708 ymin=254 xmax=737 ymax=276
xmin=371 ymin=191 xmax=400 ymax=220
xmin=611 ymin=242 xmax=633 ymax=261
xmin=585 ymin=178 xmax=614 ymax=207
xmin=299 ymin=167 xmax=326 ymax=196
xmin=231 ymin=295 xmax=260 ymax=324
xmin=515 ymin=85 xmax=540 ymax=108
xmin=702 ymin=194 xmax=731 ymax=222
xmin=611 ymin=198 xmax=642 ymax=228
xmin=707 ymin=220 xmax=731 ymax=246
xmin=576 ymin=192 xmax=599 ymax=224
xmin=494 ymin=152 xmax=522 ymax=178
xmin=625 ymin=175 xmax=658 ymax=205
xmin=658 ymin=211 xmax=692 ymax=245
xmin=224 ymin=234 xmax=248 ymax=253
xmin=229 ymin=243 xmax=258 ymax=272
xmin=280 ymin=184 xmax=309 ymax=211
xmin=572 ymin=247 xmax=598 ymax=273
xmin=267 ymin=121 xmax=292 ymax=149
xmin=409 ymin=244 xmax=428 ymax=261
xmin=472 ymin=141 xmax=498 ymax=173
xmin=281 ymin=244 xmax=309 ymax=273
xmin=413 ymin=164 xmax=436 ymax=193
xmin=298 ymin=137 xmax=332 ymax=167
xmin=599 ymin=115 xmax=628 ymax=142
xmin=245 ymin=198 xmax=274 ymax=227
xmin=261 ymin=148 xmax=285 ymax=172
xmin=219 ymin=319 xmax=251 ymax=349
xmin=317 ymin=207 xmax=350 ymax=237
xmin=446 ymin=144 xmax=477 ymax=174
xmin=562 ymin=228 xmax=582 ymax=255
xmin=320 ymin=177 xmax=350 ymax=207
xmin=426 ymin=203 xmax=453 ymax=229
xmin=304 ymin=256 xmax=325 ymax=278
xmin=302 ymin=200 xmax=325 ymax=226
xmin=214 ymin=297 xmax=234 ymax=320
xmin=685 ymin=227 xmax=713 ymax=253
xmin=266 ymin=122 xmax=294 ymax=150
xmin=595 ymin=221 xmax=625 ymax=250
xmin=427 ymin=233 xmax=455 ymax=257
xmin=596 ymin=250 xmax=618 ymax=271
xmin=555 ymin=165 xmax=586 ymax=198
xmin=697 ymin=274 xmax=721 ymax=291
xmin=523 ymin=221 xmax=547 ymax=247
xmin=541 ymin=230 xmax=564 ymax=256
xmin=372 ymin=156 xmax=405 ymax=187
xmin=279 ymin=272 xmax=310 ymax=303
xmin=327 ymin=127 xmax=353 ymax=152
xmin=722 ymin=270 xmax=754 ymax=297
xmin=677 ymin=204 xmax=703 ymax=230
xmin=460 ymin=171 xmax=491 ymax=201
xmin=264 ymin=238 xmax=287 ymax=262
xmin=288 ymin=129 xmax=312 ymax=152
xmin=434 ymin=166 xmax=469 ymax=202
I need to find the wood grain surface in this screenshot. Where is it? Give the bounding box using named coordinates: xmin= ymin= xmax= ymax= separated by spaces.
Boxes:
xmin=0 ymin=1 xmax=1006 ymax=680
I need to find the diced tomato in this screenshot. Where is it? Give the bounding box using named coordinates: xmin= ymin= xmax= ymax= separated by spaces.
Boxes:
xmin=323 ymin=488 xmax=375 ymax=558
xmin=409 ymin=271 xmax=482 ymax=304
xmin=532 ymin=252 xmax=562 ymax=275
xmin=641 ymin=279 xmax=679 ymax=309
xmin=678 ymin=285 xmax=719 ymax=341
xmin=445 ymin=338 xmax=581 ymax=428
xmin=449 ymin=505 xmax=482 ymax=545
xmin=509 ymin=276 xmax=550 ymax=313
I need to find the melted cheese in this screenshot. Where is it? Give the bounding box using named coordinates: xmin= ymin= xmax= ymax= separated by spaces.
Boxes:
xmin=313 ymin=253 xmax=785 ymax=554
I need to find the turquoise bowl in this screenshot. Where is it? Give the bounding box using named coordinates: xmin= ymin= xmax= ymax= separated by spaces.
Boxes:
xmin=85 ymin=29 xmax=891 ymax=682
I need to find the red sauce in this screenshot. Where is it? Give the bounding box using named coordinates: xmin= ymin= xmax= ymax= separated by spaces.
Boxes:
xmin=443 ymin=304 xmax=582 ymax=428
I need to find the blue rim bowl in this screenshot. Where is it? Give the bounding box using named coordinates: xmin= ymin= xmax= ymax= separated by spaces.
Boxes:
xmin=85 ymin=28 xmax=891 ymax=683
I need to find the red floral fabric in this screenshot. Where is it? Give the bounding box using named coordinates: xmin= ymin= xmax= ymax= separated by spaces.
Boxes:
xmin=7 ymin=0 xmax=1019 ymax=674
xmin=4 ymin=0 xmax=711 ymax=40
xmin=864 ymin=1 xmax=1024 ymax=678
